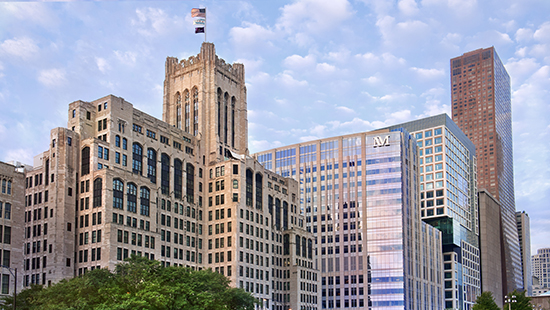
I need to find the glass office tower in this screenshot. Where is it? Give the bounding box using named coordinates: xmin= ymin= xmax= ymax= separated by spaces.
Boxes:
xmin=384 ymin=114 xmax=480 ymax=310
xmin=256 ymin=130 xmax=444 ymax=309
xmin=451 ymin=47 xmax=522 ymax=292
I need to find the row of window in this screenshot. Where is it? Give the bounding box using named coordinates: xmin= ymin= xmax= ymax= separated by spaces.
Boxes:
xmin=112 ymin=179 xmax=150 ymax=216
xmin=78 ymin=230 xmax=102 ymax=245
xmin=112 ymin=213 xmax=151 ymax=231
xmin=0 ymin=179 xmax=12 ymax=195
xmin=25 ymin=191 xmax=49 ymax=207
xmin=78 ymin=248 xmax=101 ymax=263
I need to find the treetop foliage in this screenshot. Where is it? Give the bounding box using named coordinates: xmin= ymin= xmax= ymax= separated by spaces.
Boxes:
xmin=2 ymin=256 xmax=257 ymax=310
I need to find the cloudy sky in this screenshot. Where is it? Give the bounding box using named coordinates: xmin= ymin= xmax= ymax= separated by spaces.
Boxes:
xmin=1 ymin=0 xmax=549 ymax=253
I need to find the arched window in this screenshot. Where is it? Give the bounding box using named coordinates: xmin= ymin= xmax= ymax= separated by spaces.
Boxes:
xmin=122 ymin=138 xmax=127 ymax=150
xmin=113 ymin=179 xmax=124 ymax=209
xmin=193 ymin=88 xmax=199 ymax=136
xmin=231 ymin=97 xmax=236 ymax=148
xmin=224 ymin=92 xmax=229 ymax=144
xmin=161 ymin=153 xmax=170 ymax=195
xmin=140 ymin=187 xmax=150 ymax=216
xmin=186 ymin=163 xmax=195 ymax=203
xmin=184 ymin=90 xmax=190 ymax=133
xmin=132 ymin=143 xmax=143 ymax=175
xmin=115 ymin=135 xmax=121 ymax=147
xmin=93 ymin=178 xmax=102 ymax=207
xmin=176 ymin=92 xmax=182 ymax=129
xmin=1 ymin=180 xmax=5 ymax=194
xmin=6 ymin=180 xmax=11 ymax=195
xmin=295 ymin=235 xmax=301 ymax=256
xmin=81 ymin=147 xmax=90 ymax=175
xmin=217 ymin=88 xmax=222 ymax=138
xmin=147 ymin=148 xmax=157 ymax=183
xmin=127 ymin=183 xmax=137 ymax=213
xmin=255 ymin=173 xmax=263 ymax=210
xmin=245 ymin=169 xmax=253 ymax=207
xmin=174 ymin=159 xmax=183 ymax=199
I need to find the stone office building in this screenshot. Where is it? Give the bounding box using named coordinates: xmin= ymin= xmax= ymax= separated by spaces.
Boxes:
xmin=0 ymin=161 xmax=25 ymax=296
xmin=22 ymin=43 xmax=318 ymax=310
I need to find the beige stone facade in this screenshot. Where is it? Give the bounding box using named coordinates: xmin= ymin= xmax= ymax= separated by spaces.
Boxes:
xmin=0 ymin=161 xmax=24 ymax=295
xmin=22 ymin=43 xmax=318 ymax=310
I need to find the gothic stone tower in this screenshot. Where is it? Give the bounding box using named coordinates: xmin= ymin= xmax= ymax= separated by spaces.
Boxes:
xmin=163 ymin=43 xmax=248 ymax=165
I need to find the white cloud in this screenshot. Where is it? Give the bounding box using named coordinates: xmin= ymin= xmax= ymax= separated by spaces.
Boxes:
xmin=376 ymin=16 xmax=431 ymax=47
xmin=316 ymin=63 xmax=336 ymax=74
xmin=275 ymin=71 xmax=308 ymax=88
xmin=398 ymin=0 xmax=420 ymax=15
xmin=335 ymin=106 xmax=355 ymax=113
xmin=95 ymin=57 xmax=110 ymax=73
xmin=277 ymin=0 xmax=353 ymax=34
xmin=410 ymin=67 xmax=445 ymax=79
xmin=505 ymin=58 xmax=540 ymax=86
xmin=534 ymin=22 xmax=550 ymax=43
xmin=5 ymin=148 xmax=34 ymax=165
xmin=515 ymin=28 xmax=534 ymax=43
xmin=114 ymin=51 xmax=138 ymax=67
xmin=37 ymin=68 xmax=66 ymax=87
xmin=229 ymin=22 xmax=277 ymax=50
xmin=249 ymin=139 xmax=283 ymax=153
xmin=1 ymin=2 xmax=58 ymax=28
xmin=283 ymin=54 xmax=316 ymax=69
xmin=132 ymin=7 xmax=184 ymax=37
xmin=0 ymin=37 xmax=39 ymax=60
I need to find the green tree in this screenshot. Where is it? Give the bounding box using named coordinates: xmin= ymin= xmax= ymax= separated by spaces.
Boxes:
xmin=504 ymin=290 xmax=532 ymax=310
xmin=473 ymin=291 xmax=500 ymax=310
xmin=1 ymin=284 xmax=44 ymax=310
xmin=5 ymin=256 xmax=257 ymax=310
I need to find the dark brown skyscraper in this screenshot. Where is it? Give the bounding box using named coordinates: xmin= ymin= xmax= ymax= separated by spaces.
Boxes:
xmin=451 ymin=47 xmax=522 ymax=293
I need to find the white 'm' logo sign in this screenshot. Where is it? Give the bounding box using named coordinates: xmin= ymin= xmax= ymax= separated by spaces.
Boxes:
xmin=373 ymin=136 xmax=390 ymax=147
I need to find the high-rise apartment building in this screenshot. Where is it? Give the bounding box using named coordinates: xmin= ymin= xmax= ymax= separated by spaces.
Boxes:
xmin=0 ymin=161 xmax=25 ymax=296
xmin=22 ymin=43 xmax=319 ymax=310
xmin=516 ymin=211 xmax=532 ymax=296
xmin=532 ymin=248 xmax=550 ymax=295
xmin=255 ymin=129 xmax=445 ymax=309
xmin=451 ymin=47 xmax=522 ymax=292
xmin=384 ymin=114 xmax=481 ymax=310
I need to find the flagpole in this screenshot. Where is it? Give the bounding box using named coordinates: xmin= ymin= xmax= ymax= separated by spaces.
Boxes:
xmin=204 ymin=7 xmax=207 ymax=42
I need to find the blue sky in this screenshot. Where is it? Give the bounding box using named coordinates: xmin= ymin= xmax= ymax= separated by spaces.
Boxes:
xmin=1 ymin=0 xmax=549 ymax=254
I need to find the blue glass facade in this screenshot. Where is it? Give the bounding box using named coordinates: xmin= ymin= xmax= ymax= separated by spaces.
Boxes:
xmin=256 ymin=130 xmax=444 ymax=309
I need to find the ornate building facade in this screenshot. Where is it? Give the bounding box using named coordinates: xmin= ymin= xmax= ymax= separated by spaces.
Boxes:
xmin=22 ymin=43 xmax=318 ymax=310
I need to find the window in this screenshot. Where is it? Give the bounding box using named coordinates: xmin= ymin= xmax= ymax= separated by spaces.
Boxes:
xmin=147 ymin=149 xmax=157 ymax=183
xmin=122 ymin=138 xmax=127 ymax=150
xmin=115 ymin=135 xmax=121 ymax=147
xmin=81 ymin=147 xmax=90 ymax=175
xmin=127 ymin=183 xmax=137 ymax=213
xmin=93 ymin=178 xmax=102 ymax=207
xmin=132 ymin=143 xmax=143 ymax=175
xmin=113 ymin=179 xmax=124 ymax=209
xmin=174 ymin=159 xmax=183 ymax=199
xmin=140 ymin=187 xmax=150 ymax=216
xmin=246 ymin=169 xmax=253 ymax=207
xmin=186 ymin=164 xmax=195 ymax=203
xmin=255 ymin=173 xmax=262 ymax=210
xmin=161 ymin=154 xmax=170 ymax=195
